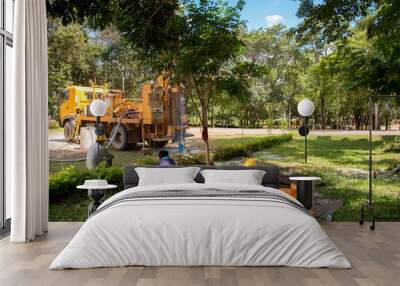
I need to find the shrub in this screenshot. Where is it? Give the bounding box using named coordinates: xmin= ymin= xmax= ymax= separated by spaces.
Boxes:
xmin=49 ymin=164 xmax=123 ymax=202
xmin=133 ymin=153 xmax=207 ymax=166
xmin=383 ymin=136 xmax=400 ymax=153
xmin=49 ymin=134 xmax=292 ymax=201
xmin=134 ymin=155 xmax=159 ymax=165
xmin=173 ymin=153 xmax=207 ymax=165
xmin=49 ymin=119 xmax=59 ymax=129
xmin=213 ymin=134 xmax=292 ymax=161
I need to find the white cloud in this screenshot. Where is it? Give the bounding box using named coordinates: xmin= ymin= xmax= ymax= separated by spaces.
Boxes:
xmin=265 ymin=15 xmax=284 ymax=27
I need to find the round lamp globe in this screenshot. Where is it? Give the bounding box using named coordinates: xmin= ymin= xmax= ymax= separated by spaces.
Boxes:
xmin=90 ymin=99 xmax=107 ymax=117
xmin=297 ymin=99 xmax=315 ymax=117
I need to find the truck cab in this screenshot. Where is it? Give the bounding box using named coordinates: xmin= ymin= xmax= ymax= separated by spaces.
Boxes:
xmin=59 ymin=86 xmax=108 ymax=127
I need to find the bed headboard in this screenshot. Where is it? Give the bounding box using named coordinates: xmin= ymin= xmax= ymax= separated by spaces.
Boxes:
xmin=123 ymin=165 xmax=281 ymax=189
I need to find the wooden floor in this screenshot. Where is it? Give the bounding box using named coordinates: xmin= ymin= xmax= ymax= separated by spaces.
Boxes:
xmin=0 ymin=222 xmax=399 ymax=286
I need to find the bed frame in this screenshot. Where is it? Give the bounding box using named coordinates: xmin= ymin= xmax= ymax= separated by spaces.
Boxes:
xmin=123 ymin=164 xmax=288 ymax=190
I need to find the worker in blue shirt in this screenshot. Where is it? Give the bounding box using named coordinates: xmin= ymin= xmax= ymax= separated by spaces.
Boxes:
xmin=158 ymin=150 xmax=176 ymax=166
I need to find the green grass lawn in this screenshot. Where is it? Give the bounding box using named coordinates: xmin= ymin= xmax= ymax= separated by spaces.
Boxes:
xmin=49 ymin=133 xmax=400 ymax=222
xmin=49 ymin=149 xmax=145 ymax=174
xmin=254 ymin=134 xmax=400 ymax=221
xmin=49 ymin=135 xmax=274 ymax=174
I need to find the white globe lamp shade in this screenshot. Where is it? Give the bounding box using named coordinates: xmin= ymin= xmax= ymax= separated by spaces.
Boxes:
xmin=297 ymin=99 xmax=315 ymax=117
xmin=90 ymin=99 xmax=107 ymax=117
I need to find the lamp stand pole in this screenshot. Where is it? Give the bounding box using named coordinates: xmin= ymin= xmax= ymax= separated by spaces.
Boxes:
xmin=368 ymin=97 xmax=373 ymax=208
xmin=96 ymin=116 xmax=100 ymax=171
xmin=360 ymin=96 xmax=376 ymax=230
xmin=359 ymin=94 xmax=400 ymax=230
xmin=304 ymin=116 xmax=308 ymax=163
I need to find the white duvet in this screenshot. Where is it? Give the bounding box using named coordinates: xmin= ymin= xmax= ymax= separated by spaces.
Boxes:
xmin=50 ymin=183 xmax=351 ymax=269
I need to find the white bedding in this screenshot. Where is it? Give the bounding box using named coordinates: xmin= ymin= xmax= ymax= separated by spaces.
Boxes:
xmin=50 ymin=183 xmax=351 ymax=269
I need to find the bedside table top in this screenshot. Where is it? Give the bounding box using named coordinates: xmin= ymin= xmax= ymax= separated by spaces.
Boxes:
xmin=289 ymin=176 xmax=321 ymax=181
xmin=77 ymin=185 xmax=118 ymax=190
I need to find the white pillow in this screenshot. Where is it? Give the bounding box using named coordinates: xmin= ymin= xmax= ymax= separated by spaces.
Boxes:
xmin=200 ymin=169 xmax=266 ymax=185
xmin=135 ymin=167 xmax=201 ymax=186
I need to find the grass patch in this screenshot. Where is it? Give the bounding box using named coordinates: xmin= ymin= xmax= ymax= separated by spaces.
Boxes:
xmin=213 ymin=134 xmax=292 ymax=161
xmin=254 ymin=133 xmax=400 ymax=221
xmin=48 ymin=134 xmax=292 ymax=221
xmin=49 ymin=133 xmax=399 ymax=222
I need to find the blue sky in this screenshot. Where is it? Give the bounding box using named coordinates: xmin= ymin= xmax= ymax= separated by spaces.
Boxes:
xmin=230 ymin=0 xmax=301 ymax=30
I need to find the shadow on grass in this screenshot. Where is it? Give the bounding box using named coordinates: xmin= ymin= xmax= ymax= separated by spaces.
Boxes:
xmin=271 ymin=136 xmax=397 ymax=170
xmin=255 ymin=135 xmax=400 ymax=221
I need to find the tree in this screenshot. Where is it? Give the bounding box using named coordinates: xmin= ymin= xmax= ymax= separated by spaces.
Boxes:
xmin=46 ymin=0 xmax=181 ymax=67
xmin=47 ymin=0 xmax=245 ymax=164
xmin=174 ymin=0 xmax=245 ymax=164
xmin=47 ymin=19 xmax=99 ymax=118
xmin=239 ymin=25 xmax=309 ymax=128
xmin=295 ymin=0 xmax=400 ymax=95
xmin=93 ymin=28 xmax=155 ymax=98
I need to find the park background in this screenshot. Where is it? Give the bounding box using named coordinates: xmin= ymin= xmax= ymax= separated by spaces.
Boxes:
xmin=45 ymin=0 xmax=400 ymax=222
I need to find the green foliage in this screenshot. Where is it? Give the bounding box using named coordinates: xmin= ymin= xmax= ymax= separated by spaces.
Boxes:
xmin=47 ymin=0 xmax=180 ymax=46
xmin=384 ymin=136 xmax=400 ymax=153
xmin=173 ymin=153 xmax=207 ymax=165
xmin=46 ymin=0 xmax=400 ymax=131
xmin=213 ymin=134 xmax=292 ymax=161
xmin=48 ymin=120 xmax=59 ymax=129
xmin=216 ymin=61 xmax=266 ymax=103
xmin=295 ymin=0 xmax=372 ymax=43
xmin=49 ymin=134 xmax=400 ymax=221
xmin=256 ymin=134 xmax=400 ymax=221
xmin=49 ymin=164 xmax=123 ymax=202
xmin=94 ymin=29 xmax=156 ymax=97
xmin=47 ymin=19 xmax=100 ymax=118
xmin=133 ymin=155 xmax=159 ymax=166
xmin=49 ymin=135 xmax=291 ymax=205
xmin=231 ymin=25 xmax=309 ymax=128
xmin=295 ymin=0 xmax=400 ymax=95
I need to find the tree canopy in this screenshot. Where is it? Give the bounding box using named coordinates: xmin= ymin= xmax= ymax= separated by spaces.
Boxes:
xmin=295 ymin=0 xmax=400 ymax=95
xmin=46 ymin=0 xmax=400 ymax=139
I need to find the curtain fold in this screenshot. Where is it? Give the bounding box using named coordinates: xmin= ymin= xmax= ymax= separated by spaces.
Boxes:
xmin=9 ymin=0 xmax=48 ymax=242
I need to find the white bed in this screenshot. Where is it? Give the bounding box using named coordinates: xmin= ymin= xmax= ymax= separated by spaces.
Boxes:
xmin=50 ymin=183 xmax=351 ymax=269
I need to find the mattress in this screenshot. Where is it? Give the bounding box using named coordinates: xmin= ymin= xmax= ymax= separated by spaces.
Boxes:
xmin=50 ymin=183 xmax=351 ymax=269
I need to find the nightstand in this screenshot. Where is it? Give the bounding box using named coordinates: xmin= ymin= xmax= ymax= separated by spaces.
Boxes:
xmin=77 ymin=180 xmax=117 ymax=217
xmin=289 ymin=176 xmax=321 ymax=210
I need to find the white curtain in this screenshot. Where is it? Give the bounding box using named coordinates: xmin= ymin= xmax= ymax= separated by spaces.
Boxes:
xmin=8 ymin=0 xmax=49 ymax=242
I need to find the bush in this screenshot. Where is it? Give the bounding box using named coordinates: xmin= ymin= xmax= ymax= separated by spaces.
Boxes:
xmin=213 ymin=134 xmax=292 ymax=161
xmin=49 ymin=134 xmax=292 ymax=201
xmin=49 ymin=119 xmax=59 ymax=129
xmin=173 ymin=153 xmax=207 ymax=165
xmin=49 ymin=164 xmax=123 ymax=202
xmin=133 ymin=153 xmax=207 ymax=166
xmin=383 ymin=136 xmax=400 ymax=153
xmin=134 ymin=155 xmax=159 ymax=165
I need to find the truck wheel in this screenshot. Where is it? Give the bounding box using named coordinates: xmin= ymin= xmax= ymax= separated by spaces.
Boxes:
xmin=64 ymin=120 xmax=75 ymax=142
xmin=111 ymin=125 xmax=128 ymax=151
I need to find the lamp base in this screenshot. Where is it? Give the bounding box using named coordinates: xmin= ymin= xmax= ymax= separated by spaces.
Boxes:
xmin=360 ymin=203 xmax=375 ymax=231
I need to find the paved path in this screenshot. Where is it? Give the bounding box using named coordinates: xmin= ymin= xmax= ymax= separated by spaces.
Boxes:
xmin=48 ymin=131 xmax=81 ymax=151
xmin=187 ymin=127 xmax=400 ymax=138
xmin=49 ymin=127 xmax=400 ymax=152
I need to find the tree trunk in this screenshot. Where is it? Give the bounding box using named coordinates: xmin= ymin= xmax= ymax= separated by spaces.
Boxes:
xmin=320 ymin=96 xmax=326 ymax=130
xmin=201 ymin=108 xmax=210 ymax=165
xmin=374 ymin=103 xmax=379 ymax=130
xmin=210 ymin=103 xmax=214 ymax=128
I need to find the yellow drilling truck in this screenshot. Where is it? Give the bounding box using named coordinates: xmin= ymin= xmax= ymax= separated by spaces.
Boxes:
xmin=58 ymin=78 xmax=185 ymax=150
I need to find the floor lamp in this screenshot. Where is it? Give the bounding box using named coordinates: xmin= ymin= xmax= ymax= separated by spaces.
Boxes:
xmin=90 ymin=99 xmax=107 ymax=168
xmin=297 ymin=99 xmax=315 ymax=163
xmin=360 ymin=94 xmax=400 ymax=231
